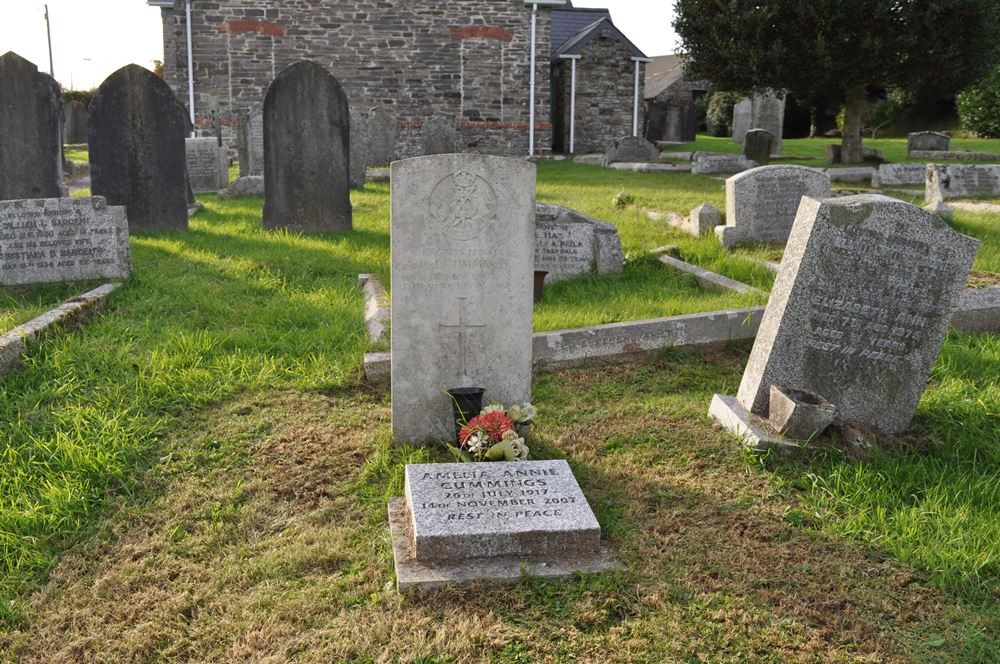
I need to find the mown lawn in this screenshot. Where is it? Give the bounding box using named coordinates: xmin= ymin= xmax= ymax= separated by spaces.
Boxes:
xmin=1 ymin=153 xmax=999 ymax=661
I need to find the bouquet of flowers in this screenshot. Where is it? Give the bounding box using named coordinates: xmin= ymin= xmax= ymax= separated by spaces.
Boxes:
xmin=450 ymin=402 xmax=537 ymax=462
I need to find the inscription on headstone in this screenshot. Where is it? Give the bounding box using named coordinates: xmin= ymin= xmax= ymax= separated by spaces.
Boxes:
xmin=926 ymin=164 xmax=1000 ymax=204
xmin=535 ymin=204 xmax=623 ymax=282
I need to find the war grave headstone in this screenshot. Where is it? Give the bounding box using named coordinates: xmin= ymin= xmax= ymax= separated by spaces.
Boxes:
xmin=604 ymin=136 xmax=659 ymax=164
xmin=63 ymin=99 xmax=89 ymax=145
xmin=89 ymin=64 xmax=188 ymax=231
xmin=237 ymin=107 xmax=264 ymax=177
xmin=731 ymin=98 xmax=752 ymax=144
xmin=716 ymin=165 xmax=831 ymax=248
xmin=0 ymin=196 xmax=130 ymax=286
xmin=263 ymin=61 xmax=352 ymax=233
xmin=390 ymin=154 xmax=534 ymax=443
xmin=926 ymin=165 xmax=1000 ymax=204
xmin=907 ymin=131 xmax=950 ymax=155
xmin=185 ymin=137 xmax=228 ymax=193
xmin=350 ymin=108 xmax=369 ymax=189
xmin=742 ymin=129 xmax=774 ymax=165
xmin=0 ymin=52 xmax=65 ymax=200
xmin=710 ymin=194 xmax=978 ymax=446
xmin=420 ymin=116 xmax=457 ymax=156
xmin=535 ymin=204 xmax=623 ymax=283
xmin=367 ymin=105 xmax=398 ymax=168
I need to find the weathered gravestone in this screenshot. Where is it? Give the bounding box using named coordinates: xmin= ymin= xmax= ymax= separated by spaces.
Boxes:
xmin=62 ymin=99 xmax=89 ymax=145
xmin=391 ymin=154 xmax=534 ymax=442
xmin=89 ymin=64 xmax=189 ymax=231
xmin=0 ymin=52 xmax=64 ymax=200
xmin=742 ymin=129 xmax=774 ymax=165
xmin=731 ymin=98 xmax=752 ymax=144
xmin=185 ymin=137 xmax=228 ymax=193
xmin=236 ymin=107 xmax=264 ymax=177
xmin=349 ymin=108 xmax=369 ymax=188
xmin=0 ymin=196 xmax=130 ymax=285
xmin=535 ymin=203 xmax=623 ymax=282
xmin=420 ymin=116 xmax=457 ymax=156
xmin=751 ymin=90 xmax=785 ymax=156
xmin=604 ymin=136 xmax=659 ymax=164
xmin=263 ymin=61 xmax=352 ymax=233
xmin=691 ymin=152 xmax=757 ymax=175
xmin=926 ymin=164 xmax=1000 ymax=204
xmin=367 ymin=105 xmax=398 ymax=167
xmin=907 ymin=131 xmax=950 ymax=155
xmin=712 ymin=194 xmax=977 ymax=441
xmin=716 ymin=165 xmax=831 ymax=248
xmin=872 ymin=163 xmax=927 ymax=187
xmin=389 ymin=459 xmax=615 ymax=591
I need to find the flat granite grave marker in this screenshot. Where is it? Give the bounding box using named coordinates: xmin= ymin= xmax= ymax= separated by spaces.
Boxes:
xmin=391 ymin=154 xmax=534 ymax=442
xmin=185 ymin=137 xmax=228 ymax=193
xmin=367 ymin=105 xmax=398 ymax=167
xmin=0 ymin=52 xmax=64 ymax=200
xmin=711 ymin=194 xmax=977 ymax=443
xmin=716 ymin=165 xmax=831 ymax=248
xmin=389 ymin=459 xmax=615 ymax=591
xmin=263 ymin=61 xmax=352 ymax=233
xmin=0 ymin=196 xmax=130 ymax=286
xmin=535 ymin=204 xmax=623 ymax=282
xmin=926 ymin=164 xmax=1000 ymax=204
xmin=89 ymin=64 xmax=189 ymax=231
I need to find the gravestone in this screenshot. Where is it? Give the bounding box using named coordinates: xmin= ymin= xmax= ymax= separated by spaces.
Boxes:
xmin=689 ymin=203 xmax=721 ymax=237
xmin=716 ymin=165 xmax=831 ymax=248
xmin=752 ymin=90 xmax=785 ymax=156
xmin=742 ymin=129 xmax=774 ymax=165
xmin=691 ymin=152 xmax=757 ymax=175
xmin=716 ymin=194 xmax=977 ymax=438
xmin=0 ymin=52 xmax=64 ymax=200
xmin=63 ymin=99 xmax=89 ymax=145
xmin=535 ymin=204 xmax=623 ymax=283
xmin=872 ymin=163 xmax=927 ymax=187
xmin=389 ymin=459 xmax=614 ymax=591
xmin=420 ymin=116 xmax=457 ymax=156
xmin=391 ymin=154 xmax=534 ymax=442
xmin=237 ymin=107 xmax=264 ymax=177
xmin=263 ymin=61 xmax=352 ymax=233
xmin=349 ymin=108 xmax=369 ymax=188
xmin=907 ymin=131 xmax=949 ymax=155
xmin=0 ymin=196 xmax=130 ymax=285
xmin=604 ymin=136 xmax=659 ymax=164
xmin=89 ymin=64 xmax=189 ymax=231
xmin=219 ymin=175 xmax=264 ymax=199
xmin=185 ymin=137 xmax=228 ymax=193
xmin=731 ymin=98 xmax=752 ymax=144
xmin=926 ymin=165 xmax=1000 ymax=204
xmin=367 ymin=105 xmax=398 ymax=167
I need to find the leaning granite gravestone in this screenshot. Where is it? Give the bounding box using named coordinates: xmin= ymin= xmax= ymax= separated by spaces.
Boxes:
xmin=711 ymin=194 xmax=977 ymax=445
xmin=535 ymin=204 xmax=623 ymax=282
xmin=716 ymin=165 xmax=831 ymax=248
xmin=907 ymin=131 xmax=949 ymax=155
xmin=367 ymin=105 xmax=398 ymax=167
xmin=236 ymin=107 xmax=264 ymax=177
xmin=63 ymin=99 xmax=89 ymax=145
xmin=389 ymin=459 xmax=615 ymax=591
xmin=391 ymin=154 xmax=534 ymax=442
xmin=89 ymin=64 xmax=188 ymax=231
xmin=263 ymin=61 xmax=352 ymax=233
xmin=420 ymin=116 xmax=457 ymax=156
xmin=731 ymin=98 xmax=752 ymax=144
xmin=604 ymin=136 xmax=659 ymax=164
xmin=0 ymin=52 xmax=64 ymax=200
xmin=742 ymin=129 xmax=774 ymax=165
xmin=926 ymin=165 xmax=1000 ymax=204
xmin=349 ymin=108 xmax=369 ymax=188
xmin=185 ymin=137 xmax=228 ymax=193
xmin=0 ymin=197 xmax=130 ymax=285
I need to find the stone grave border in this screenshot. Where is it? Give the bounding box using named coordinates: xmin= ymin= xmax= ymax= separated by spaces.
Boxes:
xmin=655 ymin=252 xmax=764 ymax=295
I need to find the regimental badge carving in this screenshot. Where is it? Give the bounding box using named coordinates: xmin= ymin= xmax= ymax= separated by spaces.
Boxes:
xmin=429 ymin=170 xmax=497 ymax=241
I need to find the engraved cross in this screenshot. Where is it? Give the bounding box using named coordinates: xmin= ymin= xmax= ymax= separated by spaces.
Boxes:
xmin=439 ymin=297 xmax=486 ymax=381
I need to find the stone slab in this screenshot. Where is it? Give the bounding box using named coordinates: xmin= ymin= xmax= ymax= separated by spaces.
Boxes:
xmin=952 ymin=286 xmax=1000 ymax=334
xmin=691 ymin=154 xmax=757 ymax=175
xmin=0 ymin=197 xmax=130 ymax=286
xmin=219 ymin=175 xmax=264 ymax=199
xmin=824 ymin=167 xmax=873 ymax=184
xmin=185 ymin=137 xmax=228 ymax=193
xmin=872 ymin=163 xmax=927 ymax=187
xmin=535 ymin=204 xmax=623 ymax=283
xmin=907 ymin=131 xmax=950 ymax=154
xmin=404 ymin=460 xmax=601 ymax=561
xmin=608 ymin=162 xmax=691 ymax=173
xmin=605 ymin=136 xmax=659 ymax=164
xmin=909 ymin=150 xmax=1000 ymax=161
xmin=658 ymin=254 xmax=762 ymax=294
xmin=708 ymin=394 xmax=803 ymax=452
xmin=389 ymin=498 xmax=617 ymax=593
xmin=358 ymin=273 xmax=390 ymax=344
xmin=926 ymin=165 xmax=1000 ymax=204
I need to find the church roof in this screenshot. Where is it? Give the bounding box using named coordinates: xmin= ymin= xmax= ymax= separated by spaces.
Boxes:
xmin=551 ymin=13 xmax=647 ymax=61
xmin=550 ymin=8 xmax=611 ymax=56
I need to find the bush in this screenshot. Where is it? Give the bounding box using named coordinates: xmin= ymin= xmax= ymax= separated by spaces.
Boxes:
xmin=706 ymin=91 xmax=741 ymax=137
xmin=957 ymin=65 xmax=1000 ymax=138
xmin=62 ymin=89 xmax=94 ymax=106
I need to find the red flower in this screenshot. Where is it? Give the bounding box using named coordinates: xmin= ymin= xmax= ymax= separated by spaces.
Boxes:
xmin=460 ymin=411 xmax=514 ymax=446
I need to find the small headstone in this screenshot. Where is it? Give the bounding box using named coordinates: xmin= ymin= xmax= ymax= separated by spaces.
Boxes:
xmin=0 ymin=196 xmax=130 ymax=285
xmin=731 ymin=98 xmax=752 ymax=144
xmin=534 ymin=203 xmax=623 ymax=283
xmin=236 ymin=107 xmax=264 ymax=177
xmin=185 ymin=137 xmax=228 ymax=193
xmin=367 ymin=105 xmax=398 ymax=167
xmin=872 ymin=163 xmax=927 ymax=187
xmin=742 ymin=129 xmax=774 ymax=164
xmin=731 ymin=194 xmax=977 ymax=435
xmin=0 ymin=52 xmax=64 ymax=200
xmin=349 ymin=108 xmax=369 ymax=189
xmin=89 ymin=64 xmax=189 ymax=231
xmin=390 ymin=154 xmax=534 ymax=442
xmin=691 ymin=152 xmax=757 ymax=175
xmin=263 ymin=61 xmax=352 ymax=233
xmin=219 ymin=175 xmax=264 ymax=199
xmin=926 ymin=164 xmax=1000 ymax=205
xmin=716 ymin=165 xmax=831 ymax=248
xmin=689 ymin=203 xmax=721 ymax=237
xmin=420 ymin=116 xmax=457 ymax=156
xmin=907 ymin=131 xmax=950 ymax=155
xmin=63 ymin=99 xmax=89 ymax=145
xmin=604 ymin=136 xmax=659 ymax=164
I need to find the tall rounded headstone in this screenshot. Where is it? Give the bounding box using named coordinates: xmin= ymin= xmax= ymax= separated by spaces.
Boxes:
xmin=63 ymin=99 xmax=89 ymax=145
xmin=89 ymin=64 xmax=189 ymax=231
xmin=367 ymin=105 xmax=398 ymax=167
xmin=263 ymin=61 xmax=352 ymax=233
xmin=0 ymin=51 xmax=64 ymax=200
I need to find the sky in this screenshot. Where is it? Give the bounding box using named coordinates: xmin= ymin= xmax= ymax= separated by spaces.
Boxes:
xmin=0 ymin=0 xmax=677 ymax=91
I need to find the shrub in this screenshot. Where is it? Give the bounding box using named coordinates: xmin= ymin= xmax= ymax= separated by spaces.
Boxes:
xmin=957 ymin=65 xmax=1000 ymax=138
xmin=705 ymin=91 xmax=741 ymax=137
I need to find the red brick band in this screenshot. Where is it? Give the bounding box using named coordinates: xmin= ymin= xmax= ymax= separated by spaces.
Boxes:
xmin=450 ymin=26 xmax=514 ymax=42
xmin=219 ymin=20 xmax=285 ymax=37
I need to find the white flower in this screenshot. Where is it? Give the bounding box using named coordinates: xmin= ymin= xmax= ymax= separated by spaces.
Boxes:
xmin=466 ymin=432 xmax=486 ymax=453
xmin=509 ymin=437 xmax=530 ymax=461
xmin=480 ymin=403 xmax=505 ymax=415
xmin=508 ymin=402 xmax=537 ymax=423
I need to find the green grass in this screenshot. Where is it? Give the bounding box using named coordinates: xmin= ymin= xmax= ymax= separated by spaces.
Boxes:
xmin=62 ymin=147 xmax=88 ymax=164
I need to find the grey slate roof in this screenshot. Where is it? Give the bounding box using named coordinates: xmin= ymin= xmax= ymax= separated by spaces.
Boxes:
xmin=551 ymin=14 xmax=647 ymax=61
xmin=550 ymin=8 xmax=611 ymax=57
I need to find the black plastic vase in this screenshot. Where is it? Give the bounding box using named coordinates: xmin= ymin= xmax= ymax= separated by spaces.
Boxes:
xmin=447 ymin=387 xmax=486 ymax=444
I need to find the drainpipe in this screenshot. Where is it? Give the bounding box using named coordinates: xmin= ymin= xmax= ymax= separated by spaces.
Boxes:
xmin=186 ymin=0 xmax=195 ymax=136
xmin=528 ymin=2 xmax=537 ymax=156
xmin=559 ymin=54 xmax=580 ymax=154
xmin=631 ymin=56 xmax=652 ymax=137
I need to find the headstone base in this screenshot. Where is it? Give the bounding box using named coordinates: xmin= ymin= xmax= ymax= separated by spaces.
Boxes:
xmin=388 ymin=497 xmax=618 ymax=593
xmin=708 ymin=394 xmax=805 ymax=452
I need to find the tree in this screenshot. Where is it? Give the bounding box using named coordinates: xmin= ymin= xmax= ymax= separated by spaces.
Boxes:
xmin=674 ymin=0 xmax=1000 ymax=163
xmin=957 ymin=65 xmax=1000 ymax=138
